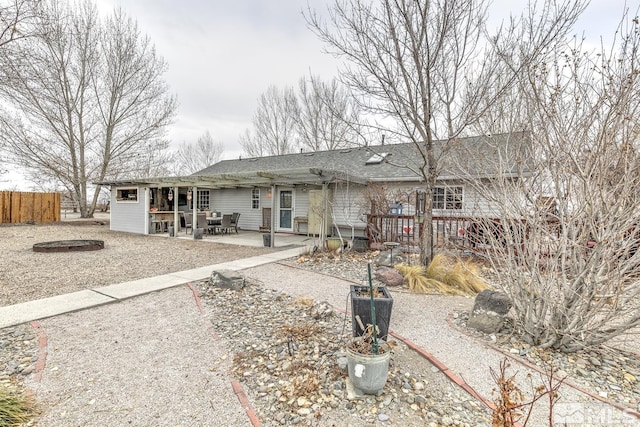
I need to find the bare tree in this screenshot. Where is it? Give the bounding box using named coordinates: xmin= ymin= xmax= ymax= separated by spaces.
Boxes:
xmin=464 ymin=10 xmax=640 ymax=351
xmin=0 ymin=0 xmax=176 ymax=217
xmin=174 ymin=130 xmax=224 ymax=175
xmin=0 ymin=0 xmax=40 ymax=49
xmin=296 ymin=74 xmax=362 ymax=151
xmin=240 ymin=85 xmax=299 ymax=157
xmin=306 ymin=0 xmax=586 ymax=265
xmin=0 ymin=0 xmax=41 ymax=177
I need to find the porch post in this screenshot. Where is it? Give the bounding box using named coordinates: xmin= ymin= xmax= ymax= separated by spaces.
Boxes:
xmin=321 ymin=182 xmax=328 ymax=249
xmin=144 ymin=187 xmax=150 ymax=235
xmin=173 ymin=186 xmax=179 ymax=237
xmin=192 ymin=186 xmax=198 ymax=234
xmin=270 ymin=184 xmax=276 ymax=248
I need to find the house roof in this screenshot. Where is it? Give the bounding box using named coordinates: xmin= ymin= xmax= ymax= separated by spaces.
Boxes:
xmin=97 ymin=132 xmax=531 ymax=188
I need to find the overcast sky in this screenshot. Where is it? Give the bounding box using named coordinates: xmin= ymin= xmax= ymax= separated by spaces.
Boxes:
xmin=92 ymin=0 xmax=629 ymax=160
xmin=94 ymin=0 xmax=340 ymax=161
xmin=1 ymin=0 xmax=632 ymax=190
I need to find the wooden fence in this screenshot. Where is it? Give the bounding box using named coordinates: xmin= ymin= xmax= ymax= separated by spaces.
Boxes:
xmin=0 ymin=191 xmax=61 ymax=224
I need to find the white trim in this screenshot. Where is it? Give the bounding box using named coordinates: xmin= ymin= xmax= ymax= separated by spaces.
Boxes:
xmin=115 ymin=187 xmax=140 ymax=203
xmin=277 ymin=188 xmax=294 ymax=232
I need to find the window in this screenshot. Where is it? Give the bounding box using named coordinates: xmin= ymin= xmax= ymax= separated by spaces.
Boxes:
xmin=251 ymin=188 xmax=260 ymax=209
xmin=433 ymin=186 xmax=463 ymax=210
xmin=116 ymin=187 xmax=138 ymax=202
xmin=197 ymin=190 xmax=209 ymax=211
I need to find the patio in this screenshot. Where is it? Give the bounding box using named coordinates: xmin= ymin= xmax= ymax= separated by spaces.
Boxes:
xmin=150 ymin=228 xmax=317 ymax=249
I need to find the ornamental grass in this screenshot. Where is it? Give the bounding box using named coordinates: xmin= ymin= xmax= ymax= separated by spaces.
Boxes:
xmin=0 ymin=385 xmax=36 ymax=426
xmin=396 ymin=253 xmax=489 ymax=296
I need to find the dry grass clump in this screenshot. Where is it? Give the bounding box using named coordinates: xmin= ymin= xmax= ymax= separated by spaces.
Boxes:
xmin=292 ymin=296 xmax=315 ymax=307
xmin=395 ymin=253 xmax=489 ymax=296
xmin=277 ymin=323 xmax=322 ymax=340
xmin=0 ymin=386 xmax=36 ymax=426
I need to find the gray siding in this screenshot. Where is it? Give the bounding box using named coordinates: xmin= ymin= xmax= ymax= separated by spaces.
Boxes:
xmin=210 ymin=187 xmax=274 ymax=231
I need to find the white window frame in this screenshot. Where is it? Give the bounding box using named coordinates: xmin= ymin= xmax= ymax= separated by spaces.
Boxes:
xmin=197 ymin=190 xmax=209 ymax=211
xmin=251 ymin=188 xmax=260 ymax=209
xmin=433 ymin=186 xmax=463 ymax=210
xmin=116 ymin=187 xmax=139 ymax=203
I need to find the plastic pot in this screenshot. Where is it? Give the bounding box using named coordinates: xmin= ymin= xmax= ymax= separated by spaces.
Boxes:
xmin=346 ymin=338 xmax=391 ymax=395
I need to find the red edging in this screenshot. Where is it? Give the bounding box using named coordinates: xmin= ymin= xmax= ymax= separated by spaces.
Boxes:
xmin=280 ymin=261 xmax=640 ymax=421
xmin=388 ymin=331 xmax=504 ymax=415
xmin=445 ymin=313 xmax=640 ymax=420
xmin=30 ymin=320 xmax=48 ymax=383
xmin=187 ymin=282 xmax=221 ymax=339
xmin=331 ymin=305 xmax=513 ymax=424
xmin=232 ymin=380 xmax=261 ymax=427
xmin=187 ymin=282 xmax=259 ymax=425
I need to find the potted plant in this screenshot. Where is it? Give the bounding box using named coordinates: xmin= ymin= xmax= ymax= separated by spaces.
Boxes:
xmin=350 ymin=264 xmax=393 ymax=340
xmin=326 ymin=236 xmax=343 ymax=251
xmin=346 ymin=263 xmax=393 ymax=395
xmin=346 ymin=325 xmax=392 ymax=395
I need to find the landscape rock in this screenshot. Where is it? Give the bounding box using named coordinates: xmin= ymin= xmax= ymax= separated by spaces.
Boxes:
xmin=467 ymin=290 xmax=512 ymax=333
xmin=197 ymin=281 xmax=493 ymax=426
xmin=374 ymin=267 xmax=404 ymax=287
xmin=375 ymin=251 xmax=407 ymax=267
xmin=208 ymin=269 xmax=245 ymax=290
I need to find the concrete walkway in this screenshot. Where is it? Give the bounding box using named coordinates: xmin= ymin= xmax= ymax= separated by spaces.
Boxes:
xmin=0 ymin=247 xmax=304 ymax=329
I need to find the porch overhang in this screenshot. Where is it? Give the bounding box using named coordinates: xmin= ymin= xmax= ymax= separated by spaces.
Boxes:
xmin=94 ymin=167 xmax=368 ymax=189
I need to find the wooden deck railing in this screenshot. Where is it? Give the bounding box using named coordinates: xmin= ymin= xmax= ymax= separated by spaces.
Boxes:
xmin=366 ymin=214 xmax=485 ymax=249
xmin=366 ymin=214 xmax=567 ymax=255
xmin=366 ymin=214 xmax=542 ymax=251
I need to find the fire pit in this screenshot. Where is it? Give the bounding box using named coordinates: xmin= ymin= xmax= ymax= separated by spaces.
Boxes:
xmin=33 ymin=240 xmax=105 ymax=253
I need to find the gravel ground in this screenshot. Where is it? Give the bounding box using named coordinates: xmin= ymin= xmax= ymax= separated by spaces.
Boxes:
xmin=25 ymin=285 xmax=252 ymax=426
xmin=1 ymin=221 xmax=639 ymax=426
xmin=0 ymin=220 xmax=272 ymax=306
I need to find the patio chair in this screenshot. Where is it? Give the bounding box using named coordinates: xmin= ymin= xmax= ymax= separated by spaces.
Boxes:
xmin=230 ymin=212 xmax=240 ymax=233
xmin=182 ymin=212 xmax=193 ymax=234
xmin=217 ymin=214 xmax=233 ymax=235
xmin=196 ymin=212 xmax=208 ymax=234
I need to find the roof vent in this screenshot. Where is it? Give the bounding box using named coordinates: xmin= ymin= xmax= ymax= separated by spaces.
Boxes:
xmin=365 ymin=152 xmax=389 ymax=165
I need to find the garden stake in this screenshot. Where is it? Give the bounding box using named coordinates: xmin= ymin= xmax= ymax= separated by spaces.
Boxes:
xmin=367 ymin=262 xmax=379 ymax=354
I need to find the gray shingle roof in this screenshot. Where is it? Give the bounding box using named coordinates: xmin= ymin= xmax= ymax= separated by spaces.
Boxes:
xmin=195 ymin=132 xmax=531 ymax=182
xmin=95 ymin=132 xmax=530 ymax=188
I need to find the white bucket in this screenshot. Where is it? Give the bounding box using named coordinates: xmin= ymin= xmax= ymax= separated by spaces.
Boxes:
xmin=346 ymin=339 xmax=391 ymax=394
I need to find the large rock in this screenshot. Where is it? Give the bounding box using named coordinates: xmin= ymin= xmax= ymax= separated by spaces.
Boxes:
xmin=208 ymin=269 xmax=245 ymax=291
xmin=374 ymin=266 xmax=404 ymax=287
xmin=467 ymin=290 xmax=512 ymax=333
